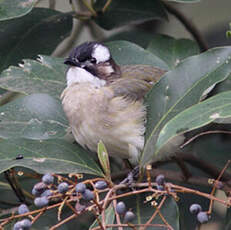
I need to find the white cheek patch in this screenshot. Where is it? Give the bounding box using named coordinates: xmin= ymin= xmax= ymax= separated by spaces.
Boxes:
xmin=92 ymin=44 xmax=110 ymax=63
xmin=66 ymin=67 xmax=106 ymax=88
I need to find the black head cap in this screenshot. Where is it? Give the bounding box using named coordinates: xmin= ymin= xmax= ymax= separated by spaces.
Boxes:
xmin=64 ymin=41 xmax=99 ymax=66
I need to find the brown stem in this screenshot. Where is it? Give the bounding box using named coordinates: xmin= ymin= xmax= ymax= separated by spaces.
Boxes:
xmin=164 ymin=3 xmax=208 ymax=52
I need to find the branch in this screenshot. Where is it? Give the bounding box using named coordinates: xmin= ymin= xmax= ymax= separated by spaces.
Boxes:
xmin=164 ymin=3 xmax=208 ymax=52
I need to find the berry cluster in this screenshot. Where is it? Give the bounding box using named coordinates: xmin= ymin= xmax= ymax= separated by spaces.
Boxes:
xmin=189 ymin=204 xmax=209 ymax=224
xmin=115 ymin=201 xmax=135 ymax=223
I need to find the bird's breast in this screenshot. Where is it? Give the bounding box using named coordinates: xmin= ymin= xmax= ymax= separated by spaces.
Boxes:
xmin=61 ymin=83 xmax=146 ymax=163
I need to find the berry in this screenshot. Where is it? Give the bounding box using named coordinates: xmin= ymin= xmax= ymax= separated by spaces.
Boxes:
xmin=215 ymin=181 xmax=224 ymax=189
xmin=155 ymin=174 xmax=165 ymax=185
xmin=115 ymin=201 xmax=126 ymax=215
xmin=32 ymin=187 xmax=41 ymax=197
xmin=18 ymin=204 xmax=29 ymax=214
xmin=75 ymin=183 xmax=86 ymax=193
xmin=197 ymin=211 xmax=209 ymax=224
xmin=42 ymin=173 xmax=54 ymax=185
xmin=124 ymin=211 xmax=135 ymax=223
xmin=32 ymin=182 xmax=47 ymax=196
xmin=189 ymin=204 xmax=202 ymax=215
xmin=156 ymin=185 xmax=164 ymax=191
xmin=34 ymin=197 xmax=49 ymax=208
xmin=13 ymin=221 xmax=23 ymax=230
xmin=82 ymin=189 xmax=94 ymax=201
xmin=58 ymin=182 xmax=69 ymax=194
xmin=20 ymin=219 xmax=32 ymax=229
xmin=95 ymin=180 xmax=107 ymax=190
xmin=41 ymin=189 xmax=52 ymax=197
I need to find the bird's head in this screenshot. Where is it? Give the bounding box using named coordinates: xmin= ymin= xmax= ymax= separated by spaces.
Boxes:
xmin=64 ymin=42 xmax=120 ymax=87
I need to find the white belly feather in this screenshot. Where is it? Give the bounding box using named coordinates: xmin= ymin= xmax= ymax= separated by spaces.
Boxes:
xmin=61 ymin=83 xmax=146 ymax=164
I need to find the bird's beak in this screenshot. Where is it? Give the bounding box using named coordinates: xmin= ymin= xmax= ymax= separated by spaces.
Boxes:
xmin=64 ymin=57 xmax=80 ymax=67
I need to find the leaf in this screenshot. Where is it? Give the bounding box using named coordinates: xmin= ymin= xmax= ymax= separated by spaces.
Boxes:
xmin=0 ymin=55 xmax=66 ymax=99
xmin=97 ymin=141 xmax=111 ymax=180
xmin=90 ymin=204 xmax=115 ymax=230
xmin=105 ymin=29 xmax=156 ymax=48
xmin=147 ymin=35 xmax=200 ymax=69
xmin=156 ymin=91 xmax=231 ymax=154
xmin=0 ymin=138 xmax=103 ymax=176
xmin=0 ymin=0 xmax=36 ymax=21
xmin=106 ymin=40 xmax=169 ymax=70
xmin=93 ymin=0 xmax=167 ymax=30
xmin=0 ymin=7 xmax=72 ymax=72
xmin=0 ymin=93 xmax=68 ymax=140
xmin=141 ymin=47 xmax=231 ymax=166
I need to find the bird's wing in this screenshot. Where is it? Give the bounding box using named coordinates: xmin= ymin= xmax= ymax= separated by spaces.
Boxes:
xmin=109 ymin=65 xmax=166 ymax=100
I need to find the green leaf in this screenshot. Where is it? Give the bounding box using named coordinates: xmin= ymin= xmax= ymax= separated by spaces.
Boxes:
xmin=90 ymin=204 xmax=115 ymax=230
xmin=141 ymin=47 xmax=231 ymax=166
xmin=0 ymin=93 xmax=68 ymax=140
xmin=104 ymin=29 xmax=156 ymax=48
xmin=0 ymin=55 xmax=66 ymax=99
xmin=0 ymin=0 xmax=36 ymax=21
xmin=147 ymin=35 xmax=200 ymax=69
xmin=97 ymin=141 xmax=111 ymax=180
xmin=156 ymin=91 xmax=231 ymax=154
xmin=0 ymin=138 xmax=103 ymax=176
xmin=106 ymin=40 xmax=169 ymax=70
xmin=225 ymin=203 xmax=231 ymax=230
xmin=93 ymin=0 xmax=167 ymax=30
xmin=0 ymin=8 xmax=72 ymax=72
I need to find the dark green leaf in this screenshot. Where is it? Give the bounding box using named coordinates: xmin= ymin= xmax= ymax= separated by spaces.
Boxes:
xmin=93 ymin=0 xmax=167 ymax=30
xmin=156 ymin=91 xmax=231 ymax=154
xmin=0 ymin=8 xmax=72 ymax=72
xmin=0 ymin=0 xmax=36 ymax=21
xmin=225 ymin=198 xmax=231 ymax=230
xmin=90 ymin=204 xmax=115 ymax=230
xmin=0 ymin=55 xmax=66 ymax=99
xmin=106 ymin=40 xmax=169 ymax=70
xmin=141 ymin=47 xmax=231 ymax=166
xmin=0 ymin=138 xmax=103 ymax=176
xmin=105 ymin=29 xmax=156 ymax=48
xmin=147 ymin=35 xmax=200 ymax=69
xmin=0 ymin=93 xmax=68 ymax=140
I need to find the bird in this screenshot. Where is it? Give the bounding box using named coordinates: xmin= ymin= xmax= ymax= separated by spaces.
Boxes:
xmin=61 ymin=41 xmax=166 ymax=165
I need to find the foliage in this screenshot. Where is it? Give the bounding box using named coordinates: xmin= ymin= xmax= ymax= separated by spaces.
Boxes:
xmin=0 ymin=0 xmax=230 ymax=229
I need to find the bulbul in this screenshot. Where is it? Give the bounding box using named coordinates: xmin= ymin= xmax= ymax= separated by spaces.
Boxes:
xmin=61 ymin=41 xmax=165 ymax=165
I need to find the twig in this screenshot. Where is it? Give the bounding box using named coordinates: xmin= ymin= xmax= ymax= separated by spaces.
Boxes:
xmin=208 ymin=160 xmax=231 ymax=214
xmin=80 ymin=0 xmax=97 ymax=16
xmin=164 ymin=3 xmax=208 ymax=52
xmin=181 ymin=130 xmax=231 ymax=149
xmin=102 ymin=0 xmax=112 ymax=12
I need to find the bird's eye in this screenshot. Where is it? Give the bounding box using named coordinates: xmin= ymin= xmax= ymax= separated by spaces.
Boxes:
xmin=90 ymin=58 xmax=96 ymax=63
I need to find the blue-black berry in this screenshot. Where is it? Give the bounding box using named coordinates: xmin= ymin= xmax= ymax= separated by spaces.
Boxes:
xmin=42 ymin=173 xmax=54 ymax=185
xmin=58 ymin=182 xmax=69 ymax=194
xmin=82 ymin=189 xmax=94 ymax=201
xmin=41 ymin=189 xmax=52 ymax=197
xmin=75 ymin=183 xmax=86 ymax=193
xmin=13 ymin=221 xmax=22 ymax=230
xmin=189 ymin=204 xmax=202 ymax=215
xmin=124 ymin=211 xmax=135 ymax=223
xmin=34 ymin=197 xmax=49 ymax=208
xmin=18 ymin=204 xmax=29 ymax=214
xmin=156 ymin=185 xmax=164 ymax=191
xmin=20 ymin=219 xmax=32 ymax=229
xmin=95 ymin=180 xmax=107 ymax=190
xmin=197 ymin=211 xmax=209 ymax=224
xmin=115 ymin=201 xmax=126 ymax=215
xmin=155 ymin=174 xmax=165 ymax=185
xmin=32 ymin=182 xmax=47 ymax=196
